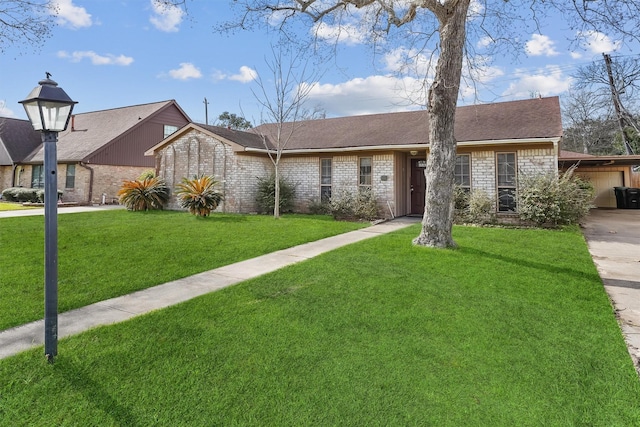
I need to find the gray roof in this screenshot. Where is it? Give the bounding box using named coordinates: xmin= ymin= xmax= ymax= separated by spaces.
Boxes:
xmin=0 ymin=117 xmax=43 ymax=165
xmin=240 ymin=96 xmax=562 ymax=151
xmin=26 ymin=100 xmax=182 ymax=163
xmin=196 ymin=124 xmax=266 ymax=150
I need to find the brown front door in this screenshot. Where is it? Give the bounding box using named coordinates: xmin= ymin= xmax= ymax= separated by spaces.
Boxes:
xmin=410 ymin=159 xmax=426 ymax=214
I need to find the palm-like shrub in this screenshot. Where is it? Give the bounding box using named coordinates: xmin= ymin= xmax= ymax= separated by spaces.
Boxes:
xmin=118 ymin=177 xmax=170 ymax=211
xmin=174 ymin=175 xmax=224 ymax=217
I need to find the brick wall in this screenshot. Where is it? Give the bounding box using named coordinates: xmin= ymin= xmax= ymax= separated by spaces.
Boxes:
xmin=157 ymin=130 xmax=272 ymax=213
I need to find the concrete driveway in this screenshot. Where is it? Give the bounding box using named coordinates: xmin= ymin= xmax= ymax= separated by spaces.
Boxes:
xmin=581 ymin=208 xmax=640 ymax=374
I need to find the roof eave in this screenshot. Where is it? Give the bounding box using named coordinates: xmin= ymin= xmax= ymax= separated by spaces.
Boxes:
xmin=242 ymin=137 xmax=560 ymax=155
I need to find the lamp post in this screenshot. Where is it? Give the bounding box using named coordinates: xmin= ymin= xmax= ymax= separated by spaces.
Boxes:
xmin=19 ymin=74 xmax=77 ymax=363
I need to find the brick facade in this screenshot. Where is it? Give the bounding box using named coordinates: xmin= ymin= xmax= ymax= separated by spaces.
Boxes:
xmin=151 ymin=128 xmax=558 ymax=219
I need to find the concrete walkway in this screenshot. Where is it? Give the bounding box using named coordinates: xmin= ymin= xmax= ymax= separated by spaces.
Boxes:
xmin=0 ymin=214 xmax=419 ymax=359
xmin=581 ymin=208 xmax=640 ymax=375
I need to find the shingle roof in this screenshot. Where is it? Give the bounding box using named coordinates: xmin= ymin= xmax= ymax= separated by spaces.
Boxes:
xmin=243 ymin=96 xmax=562 ymax=151
xmin=25 ymin=100 xmax=180 ymax=163
xmin=196 ymin=124 xmax=266 ymax=150
xmin=0 ymin=117 xmax=43 ymax=165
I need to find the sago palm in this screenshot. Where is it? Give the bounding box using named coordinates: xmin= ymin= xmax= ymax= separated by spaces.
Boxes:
xmin=117 ymin=177 xmax=170 ymax=211
xmin=175 ymin=175 xmax=224 ymax=217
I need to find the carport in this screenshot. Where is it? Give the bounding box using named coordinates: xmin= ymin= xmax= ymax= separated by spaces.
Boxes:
xmin=559 ymin=151 xmax=640 ymax=208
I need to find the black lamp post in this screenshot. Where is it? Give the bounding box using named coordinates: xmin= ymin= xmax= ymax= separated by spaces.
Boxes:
xmin=19 ymin=74 xmax=77 ymax=363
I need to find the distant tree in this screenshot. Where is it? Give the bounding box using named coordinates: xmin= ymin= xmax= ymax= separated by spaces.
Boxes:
xmin=216 ymin=111 xmax=253 ymax=130
xmin=0 ymin=0 xmax=57 ymax=54
xmin=562 ymin=89 xmax=618 ymax=155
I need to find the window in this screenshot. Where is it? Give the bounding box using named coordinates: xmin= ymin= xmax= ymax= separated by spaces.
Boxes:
xmin=65 ymin=164 xmax=76 ymax=189
xmin=163 ymin=125 xmax=178 ymax=139
xmin=454 ymin=154 xmax=471 ymax=191
xmin=359 ymin=157 xmax=372 ymax=190
xmin=496 ymin=152 xmax=517 ymax=212
xmin=320 ymin=158 xmax=332 ymax=201
xmin=31 ymin=165 xmax=44 ymax=188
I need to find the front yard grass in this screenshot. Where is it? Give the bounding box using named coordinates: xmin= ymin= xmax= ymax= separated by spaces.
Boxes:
xmin=0 ymin=210 xmax=367 ymax=330
xmin=1 ymin=223 xmax=639 ymax=425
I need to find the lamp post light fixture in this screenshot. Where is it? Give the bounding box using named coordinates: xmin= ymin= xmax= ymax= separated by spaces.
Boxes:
xmin=19 ymin=73 xmax=77 ymax=363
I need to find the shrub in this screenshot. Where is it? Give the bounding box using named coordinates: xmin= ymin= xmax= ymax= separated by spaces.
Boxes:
xmin=517 ymin=166 xmax=594 ymax=227
xmin=1 ymin=187 xmax=62 ymax=203
xmin=117 ymin=177 xmax=169 ymax=211
xmin=138 ymin=169 xmax=157 ymax=180
xmin=307 ymin=198 xmax=330 ymax=215
xmin=255 ymin=174 xmax=296 ymax=215
xmin=174 ymin=175 xmax=224 ymax=217
xmin=329 ymin=188 xmax=379 ymax=221
xmin=454 ymin=188 xmax=495 ymax=225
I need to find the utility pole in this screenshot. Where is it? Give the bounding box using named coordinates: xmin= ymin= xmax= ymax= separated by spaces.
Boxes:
xmin=603 ymin=53 xmax=637 ymax=155
xmin=203 ymin=97 xmax=209 ymax=125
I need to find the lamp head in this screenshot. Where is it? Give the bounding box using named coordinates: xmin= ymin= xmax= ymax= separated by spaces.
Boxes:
xmin=19 ymin=74 xmax=77 ymax=132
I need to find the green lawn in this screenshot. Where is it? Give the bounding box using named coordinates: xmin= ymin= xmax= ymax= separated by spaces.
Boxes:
xmin=1 ymin=221 xmax=639 ymax=425
xmin=0 ymin=210 xmax=367 ymax=330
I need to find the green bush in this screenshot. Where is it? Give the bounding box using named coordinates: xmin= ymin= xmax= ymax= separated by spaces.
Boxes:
xmin=117 ymin=177 xmax=170 ymax=211
xmin=329 ymin=188 xmax=379 ymax=221
xmin=517 ymin=166 xmax=594 ymax=227
xmin=454 ymin=188 xmax=495 ymax=225
xmin=255 ymin=174 xmax=296 ymax=214
xmin=174 ymin=175 xmax=224 ymax=217
xmin=307 ymin=198 xmax=330 ymax=215
xmin=1 ymin=187 xmax=62 ymax=203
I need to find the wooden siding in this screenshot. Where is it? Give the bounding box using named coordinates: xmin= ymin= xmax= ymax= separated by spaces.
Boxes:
xmin=85 ymin=104 xmax=189 ymax=167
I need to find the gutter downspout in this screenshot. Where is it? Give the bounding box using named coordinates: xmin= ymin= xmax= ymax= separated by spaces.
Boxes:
xmin=79 ymin=162 xmax=94 ymax=205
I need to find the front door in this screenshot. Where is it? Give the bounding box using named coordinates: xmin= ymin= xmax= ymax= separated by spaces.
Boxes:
xmin=410 ymin=159 xmax=426 ymax=214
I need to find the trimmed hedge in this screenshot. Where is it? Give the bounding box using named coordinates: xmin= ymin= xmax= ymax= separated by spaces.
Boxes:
xmin=1 ymin=187 xmax=63 ymax=203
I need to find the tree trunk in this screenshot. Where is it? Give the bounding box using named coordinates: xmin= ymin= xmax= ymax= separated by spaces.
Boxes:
xmin=274 ymin=163 xmax=281 ymax=218
xmin=413 ymin=1 xmax=470 ymax=249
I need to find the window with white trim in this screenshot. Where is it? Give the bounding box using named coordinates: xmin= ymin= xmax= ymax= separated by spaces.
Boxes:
xmin=454 ymin=154 xmax=471 ymax=191
xmin=496 ymin=152 xmax=517 ymax=212
xmin=65 ymin=164 xmax=76 ymax=189
xmin=31 ymin=165 xmax=44 ymax=188
xmin=320 ymin=158 xmax=332 ymax=201
xmin=163 ymin=125 xmax=178 ymax=139
xmin=359 ymin=157 xmax=372 ymax=190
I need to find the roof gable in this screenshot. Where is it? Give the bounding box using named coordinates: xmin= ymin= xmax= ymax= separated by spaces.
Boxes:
xmin=0 ymin=117 xmax=43 ymax=165
xmin=25 ymin=100 xmax=189 ymax=163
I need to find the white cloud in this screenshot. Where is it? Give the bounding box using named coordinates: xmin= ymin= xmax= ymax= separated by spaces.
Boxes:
xmin=313 ymin=22 xmax=368 ymax=46
xmin=577 ymin=30 xmax=620 ymax=53
xmin=305 ymin=75 xmax=427 ymax=116
xmin=214 ymin=66 xmax=257 ymax=83
xmin=168 ymin=63 xmax=202 ymax=80
xmin=229 ymin=66 xmax=258 ymax=83
xmin=149 ymin=0 xmax=184 ymax=32
xmin=502 ymin=65 xmax=573 ymax=99
xmin=57 ymin=50 xmax=134 ymax=66
xmin=525 ymin=34 xmax=559 ymax=57
xmin=570 ymin=51 xmax=583 ymax=59
xmin=477 ymin=36 xmax=493 ymax=49
xmin=50 ymin=0 xmax=92 ymax=29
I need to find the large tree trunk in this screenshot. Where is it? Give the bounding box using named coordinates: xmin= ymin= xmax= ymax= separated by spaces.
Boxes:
xmin=413 ymin=1 xmax=470 ymax=248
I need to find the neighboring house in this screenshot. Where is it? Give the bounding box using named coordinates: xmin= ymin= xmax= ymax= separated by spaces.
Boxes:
xmin=0 ymin=100 xmax=190 ymax=204
xmin=559 ymin=150 xmax=640 ymax=208
xmin=0 ymin=117 xmax=43 ymax=191
xmin=146 ymin=97 xmax=563 ymax=219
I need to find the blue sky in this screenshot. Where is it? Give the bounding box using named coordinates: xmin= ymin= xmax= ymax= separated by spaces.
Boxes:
xmin=2 ymin=0 xmax=638 ymax=125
